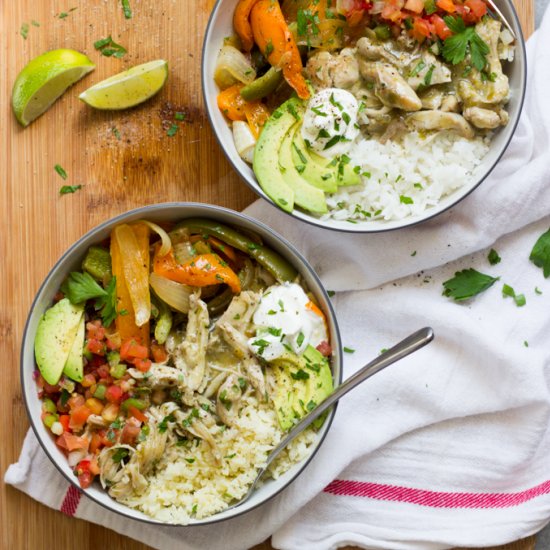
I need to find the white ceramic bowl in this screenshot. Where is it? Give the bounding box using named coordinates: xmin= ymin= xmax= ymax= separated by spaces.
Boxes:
xmin=21 ymin=202 xmax=342 ymax=525
xmin=202 ymin=2 xmax=527 ymax=232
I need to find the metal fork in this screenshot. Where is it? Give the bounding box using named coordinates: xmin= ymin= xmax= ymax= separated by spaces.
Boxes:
xmin=222 ymin=326 xmax=435 ymax=513
xmin=485 ymin=0 xmax=517 ymax=40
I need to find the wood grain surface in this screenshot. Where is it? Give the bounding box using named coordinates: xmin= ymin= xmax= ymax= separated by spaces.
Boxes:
xmin=0 ymin=1 xmax=534 ymax=549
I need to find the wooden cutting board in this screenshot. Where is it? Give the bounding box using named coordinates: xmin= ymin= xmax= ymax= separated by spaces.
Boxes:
xmin=0 ymin=1 xmax=534 ymax=549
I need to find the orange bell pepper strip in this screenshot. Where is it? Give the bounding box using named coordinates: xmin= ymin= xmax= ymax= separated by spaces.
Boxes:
xmin=110 ymin=223 xmax=150 ymax=346
xmin=234 ymin=0 xmax=261 ymax=52
xmin=217 ymin=84 xmax=247 ymax=121
xmin=154 ymin=250 xmax=242 ymax=294
xmin=250 ymin=0 xmax=310 ymax=100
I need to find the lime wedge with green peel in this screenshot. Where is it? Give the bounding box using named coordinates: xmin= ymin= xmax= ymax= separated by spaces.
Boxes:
xmin=12 ymin=49 xmax=95 ymax=127
xmin=79 ymin=60 xmax=168 ymax=110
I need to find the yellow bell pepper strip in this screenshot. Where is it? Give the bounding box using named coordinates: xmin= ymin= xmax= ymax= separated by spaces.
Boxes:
xmin=250 ymin=0 xmax=310 ymax=100
xmin=154 ymin=249 xmax=242 ymax=294
xmin=110 ymin=223 xmax=150 ymax=345
xmin=243 ymin=101 xmax=271 ymax=138
xmin=234 ymin=0 xmax=261 ymax=52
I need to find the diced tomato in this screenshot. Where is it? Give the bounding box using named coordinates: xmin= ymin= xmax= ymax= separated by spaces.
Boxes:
xmin=89 ymin=432 xmax=102 ymax=454
xmin=121 ymin=419 xmax=141 ymax=444
xmin=74 ymin=460 xmax=93 ymax=488
xmin=411 ymin=16 xmax=432 ymax=41
xmin=59 ymin=414 xmax=71 ymax=432
xmin=128 ymin=405 xmax=148 ymax=423
xmin=465 ymin=0 xmax=487 ymax=19
xmin=316 ymin=341 xmax=333 ymax=357
xmin=56 ymin=433 xmax=89 ymax=452
xmin=105 ymin=385 xmax=123 ymax=404
xmin=69 ymin=404 xmax=92 ymax=429
xmin=105 ymin=338 xmax=119 ymax=351
xmin=99 ymin=429 xmax=116 ymax=448
xmin=96 ymin=364 xmax=111 ymax=380
xmin=431 ymin=13 xmax=452 ymax=39
xmin=134 ymin=358 xmax=152 ymax=372
xmin=43 ymin=381 xmax=60 ymax=395
xmin=86 ymin=338 xmax=106 ymax=356
xmin=86 ymin=321 xmax=106 ymax=341
xmin=85 ymin=398 xmax=104 ymax=415
xmin=77 ymin=471 xmax=93 ymax=488
xmin=436 ymin=0 xmax=456 ymax=12
xmin=151 ymin=341 xmax=168 ymax=363
xmin=88 ymin=355 xmax=105 ymax=370
xmin=53 ymin=291 xmax=65 ymax=303
xmin=381 ymin=2 xmax=403 ymax=22
xmin=68 ymin=394 xmax=85 ymax=410
xmin=120 ymin=338 xmax=149 ymax=361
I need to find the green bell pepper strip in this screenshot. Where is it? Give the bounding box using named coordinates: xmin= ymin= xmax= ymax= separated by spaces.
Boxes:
xmin=153 ymin=295 xmax=173 ymax=345
xmin=173 ymin=219 xmax=298 ymax=283
xmin=240 ymin=67 xmax=283 ymax=101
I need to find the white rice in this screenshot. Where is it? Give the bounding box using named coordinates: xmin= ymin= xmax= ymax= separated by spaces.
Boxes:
xmin=322 ymin=130 xmax=489 ymax=223
xmin=119 ymin=395 xmax=317 ymax=523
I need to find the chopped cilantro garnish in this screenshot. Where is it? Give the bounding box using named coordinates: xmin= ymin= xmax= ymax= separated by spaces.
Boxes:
xmin=54 ymin=164 xmax=68 ymax=180
xmin=112 ymin=448 xmax=129 ymax=463
xmin=267 ymin=327 xmax=282 ymax=337
xmin=94 ymin=35 xmax=127 ymax=58
xmin=502 ymin=284 xmax=526 ymax=307
xmin=296 ymin=332 xmax=304 ymax=346
xmin=327 ymin=290 xmax=335 ymax=297
xmin=529 ymin=227 xmax=550 ymax=278
xmin=265 ymin=39 xmax=274 ymax=57
xmin=167 ymin=124 xmax=179 ymax=137
xmin=185 ymin=458 xmax=195 ymax=464
xmin=59 ymin=185 xmax=82 ymax=195
xmin=291 ymin=369 xmax=310 ymax=380
xmin=121 ymin=0 xmax=132 ymax=19
xmin=442 ymin=269 xmax=499 ymax=301
xmin=488 ymin=248 xmax=501 ymax=265
xmin=409 ymin=60 xmax=426 ymax=78
xmin=175 ymin=112 xmax=186 ymax=121
xmin=343 ymin=346 xmax=355 ymax=353
xmin=112 ymin=127 xmax=121 ymax=140
xmin=158 ymin=414 xmax=175 ymax=433
xmin=400 ymin=195 xmax=413 ymax=205
xmin=535 ymin=287 xmax=543 ymax=295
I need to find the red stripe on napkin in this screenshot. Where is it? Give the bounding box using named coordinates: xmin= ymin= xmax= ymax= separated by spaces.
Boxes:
xmin=324 ymin=479 xmax=550 ymax=509
xmin=60 ymin=485 xmax=82 ymax=516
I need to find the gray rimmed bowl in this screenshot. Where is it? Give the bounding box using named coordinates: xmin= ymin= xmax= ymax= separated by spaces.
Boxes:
xmin=21 ymin=202 xmax=342 ymax=525
xmin=202 ymin=0 xmax=527 ymax=232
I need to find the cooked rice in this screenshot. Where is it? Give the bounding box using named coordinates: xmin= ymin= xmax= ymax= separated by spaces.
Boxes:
xmin=322 ymin=130 xmax=489 ymax=222
xmin=118 ymin=395 xmax=317 ymax=523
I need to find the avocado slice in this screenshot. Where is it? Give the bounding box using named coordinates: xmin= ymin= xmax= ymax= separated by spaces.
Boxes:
xmin=270 ymin=345 xmax=334 ymax=431
xmin=63 ymin=314 xmax=85 ymax=382
xmin=253 ymin=99 xmax=305 ymax=212
xmin=290 ymin=130 xmax=338 ymax=193
xmin=34 ymin=298 xmax=84 ymax=385
xmin=279 ymin=123 xmax=328 ymax=214
xmin=295 ymin=132 xmax=362 ymax=188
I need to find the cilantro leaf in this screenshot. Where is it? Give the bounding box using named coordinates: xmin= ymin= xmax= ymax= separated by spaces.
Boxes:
xmin=442 ymin=16 xmax=489 ymax=71
xmin=488 ymin=248 xmax=501 ymax=265
xmin=529 ymin=227 xmax=550 ymax=278
xmin=64 ymin=271 xmax=107 ymax=304
xmin=502 ymin=284 xmax=526 ymax=307
xmin=60 ymin=185 xmax=82 ymax=195
xmin=95 ymin=277 xmax=118 ymax=327
xmin=442 ymin=269 xmax=499 ymax=301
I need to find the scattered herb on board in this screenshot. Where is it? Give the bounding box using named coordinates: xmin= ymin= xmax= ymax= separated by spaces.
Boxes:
xmin=488 ymin=248 xmax=501 ymax=265
xmin=20 ymin=23 xmax=29 ymax=39
xmin=442 ymin=269 xmax=499 ymax=302
xmin=59 ymin=7 xmax=77 ymax=19
xmin=175 ymin=112 xmax=186 ymax=121
xmin=442 ymin=16 xmax=489 ymax=71
xmin=166 ymin=123 xmax=179 ymax=137
xmin=529 ymin=227 xmax=550 ymax=277
xmin=94 ymin=35 xmax=127 ymax=58
xmin=54 ymin=164 xmax=68 ymax=180
xmin=59 ymin=185 xmax=82 ymax=195
xmin=535 ymin=287 xmax=542 ymax=295
xmin=31 ymin=20 xmax=40 ymax=27
xmin=524 ymin=341 xmax=529 ymax=347
xmin=121 ymin=0 xmax=132 ymax=19
xmin=327 ymin=290 xmax=335 ymax=297
xmin=112 ymin=127 xmax=121 ymax=140
xmin=502 ymin=284 xmax=526 ymax=307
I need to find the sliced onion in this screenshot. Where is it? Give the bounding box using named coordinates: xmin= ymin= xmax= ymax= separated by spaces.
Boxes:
xmin=68 ymin=449 xmax=87 ymax=468
xmin=139 ymin=220 xmax=172 ymax=257
xmin=113 ymin=224 xmax=151 ymax=327
xmin=232 ymin=120 xmax=256 ymax=163
xmin=150 ymin=272 xmax=192 ymax=314
xmin=214 ymin=45 xmax=256 ymax=89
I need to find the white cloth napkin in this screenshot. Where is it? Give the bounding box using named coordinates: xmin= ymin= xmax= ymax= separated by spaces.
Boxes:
xmin=6 ymin=9 xmax=550 ymax=550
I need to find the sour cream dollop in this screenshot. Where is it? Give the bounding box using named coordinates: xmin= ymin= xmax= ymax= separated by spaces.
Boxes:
xmin=301 ymin=88 xmax=359 ymax=158
xmin=248 ymin=283 xmax=328 ymax=361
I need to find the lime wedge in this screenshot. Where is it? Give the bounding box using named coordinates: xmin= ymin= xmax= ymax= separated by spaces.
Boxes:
xmin=79 ymin=60 xmax=168 ymax=110
xmin=12 ymin=49 xmax=95 ymax=127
